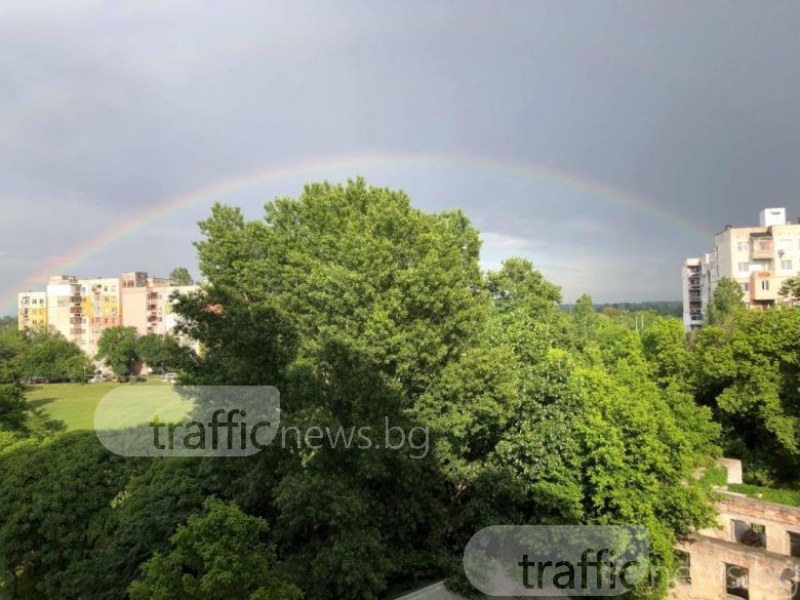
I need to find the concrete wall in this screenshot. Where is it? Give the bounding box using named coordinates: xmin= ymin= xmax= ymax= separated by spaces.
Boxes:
xmin=675 ymin=493 xmax=800 ymax=600
xmin=675 ymin=535 xmax=799 ymax=600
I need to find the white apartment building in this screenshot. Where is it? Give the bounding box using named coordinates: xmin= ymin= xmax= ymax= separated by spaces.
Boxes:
xmin=683 ymin=208 xmax=800 ymax=331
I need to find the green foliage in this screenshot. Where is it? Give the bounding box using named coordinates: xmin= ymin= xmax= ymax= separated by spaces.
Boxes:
xmin=692 ymin=308 xmax=800 ymax=484
xmin=169 ymin=267 xmax=194 ymax=286
xmin=190 ymin=179 xmax=485 ymax=396
xmin=595 ymin=301 xmax=683 ymax=318
xmin=697 ymin=465 xmax=728 ymax=488
xmin=0 ymin=179 xmax=735 ymax=600
xmin=780 ymin=274 xmax=800 ymax=305
xmin=96 ymin=326 xmax=140 ymax=376
xmin=17 ymin=329 xmax=93 ymax=382
xmin=641 ymin=317 xmax=690 ymax=386
xmin=727 ymin=483 xmax=800 ymax=507
xmin=136 ymin=334 xmax=191 ymax=373
xmin=129 ymin=498 xmax=301 ymax=600
xmin=0 ymin=433 xmax=139 ymax=597
xmin=705 ymin=278 xmax=744 ymax=326
xmin=170 ymin=180 xmax=720 ymax=598
xmin=0 ymin=330 xmax=27 ymax=430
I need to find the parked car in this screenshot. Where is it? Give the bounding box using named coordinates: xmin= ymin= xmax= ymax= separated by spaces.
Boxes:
xmin=163 ymin=373 xmax=177 ymax=383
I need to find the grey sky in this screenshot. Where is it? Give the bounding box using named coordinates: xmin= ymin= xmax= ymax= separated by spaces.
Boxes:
xmin=2 ymin=1 xmax=799 ymax=311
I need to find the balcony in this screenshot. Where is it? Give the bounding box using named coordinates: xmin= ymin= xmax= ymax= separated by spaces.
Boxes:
xmin=750 ymin=236 xmax=773 ymax=260
xmin=688 ymin=277 xmax=701 ymax=288
xmin=751 ymin=273 xmax=777 ymax=301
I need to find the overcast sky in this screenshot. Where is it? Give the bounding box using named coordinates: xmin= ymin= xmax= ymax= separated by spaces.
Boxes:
xmin=2 ymin=1 xmax=799 ymax=312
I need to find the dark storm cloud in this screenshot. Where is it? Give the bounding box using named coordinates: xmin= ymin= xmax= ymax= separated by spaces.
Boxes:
xmin=1 ymin=0 xmax=799 ymax=310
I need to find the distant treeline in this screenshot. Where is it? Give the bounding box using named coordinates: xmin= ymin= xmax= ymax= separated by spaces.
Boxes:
xmin=562 ymin=300 xmax=682 ymax=317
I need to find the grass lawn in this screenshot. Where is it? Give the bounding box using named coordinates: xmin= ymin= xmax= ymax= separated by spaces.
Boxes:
xmin=26 ymin=379 xmax=171 ymax=431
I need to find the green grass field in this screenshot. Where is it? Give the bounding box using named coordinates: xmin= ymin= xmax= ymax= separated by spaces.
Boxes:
xmin=26 ymin=379 xmax=176 ymax=431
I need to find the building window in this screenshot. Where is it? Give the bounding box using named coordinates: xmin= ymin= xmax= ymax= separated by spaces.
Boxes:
xmin=738 ymin=262 xmax=749 ymax=272
xmin=743 ymin=283 xmax=750 ymax=292
xmin=725 ymin=564 xmax=749 ymax=600
xmin=737 ymin=241 xmax=749 ymax=252
xmin=761 ymin=280 xmax=770 ymax=291
xmin=789 ymin=532 xmax=800 ymax=557
xmin=780 ymin=567 xmax=800 ymax=600
xmin=731 ymin=519 xmax=766 ymax=547
xmin=782 ymin=259 xmax=794 ymax=271
xmin=675 ymin=550 xmax=691 ymax=583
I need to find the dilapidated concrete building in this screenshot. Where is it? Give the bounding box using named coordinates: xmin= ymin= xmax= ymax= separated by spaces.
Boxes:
xmin=674 ymin=460 xmax=800 ymax=600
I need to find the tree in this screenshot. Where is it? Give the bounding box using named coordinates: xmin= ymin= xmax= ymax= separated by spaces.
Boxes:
xmin=172 ymin=179 xmax=719 ymax=598
xmin=779 ymin=274 xmax=800 ymax=305
xmin=169 ymin=267 xmax=194 ymax=286
xmin=706 ymin=278 xmax=744 ymax=325
xmin=0 ymin=433 xmax=136 ymax=597
xmin=17 ymin=330 xmax=93 ymax=382
xmin=641 ymin=317 xmax=690 ymax=386
xmin=692 ymin=308 xmax=800 ymax=485
xmin=0 ymin=316 xmax=16 ymax=331
xmin=96 ymin=327 xmax=139 ymax=376
xmin=129 ymin=498 xmax=301 ymax=600
xmin=0 ymin=329 xmax=28 ymax=430
xmin=136 ymin=334 xmax=191 ymax=373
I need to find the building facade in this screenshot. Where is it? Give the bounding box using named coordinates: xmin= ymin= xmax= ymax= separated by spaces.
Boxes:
xmin=674 ymin=460 xmax=800 ymax=600
xmin=17 ymin=271 xmax=197 ymax=357
xmin=683 ymin=208 xmax=800 ymax=331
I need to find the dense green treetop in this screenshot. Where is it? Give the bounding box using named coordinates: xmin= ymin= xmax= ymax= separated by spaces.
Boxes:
xmin=169 ymin=267 xmax=194 ymax=286
xmin=706 ymin=278 xmax=745 ymax=326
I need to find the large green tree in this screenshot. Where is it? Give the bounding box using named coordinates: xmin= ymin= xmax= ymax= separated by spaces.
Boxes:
xmin=129 ymin=498 xmax=301 ymax=600
xmin=0 ymin=329 xmax=28 ymax=430
xmin=17 ymin=330 xmax=93 ymax=382
xmin=693 ymin=308 xmax=800 ymax=484
xmin=96 ymin=326 xmax=140 ymax=376
xmin=0 ymin=433 xmax=137 ymax=597
xmin=136 ymin=334 xmax=191 ymax=373
xmin=706 ymin=278 xmax=745 ymax=326
xmin=170 ymin=179 xmax=719 ymax=598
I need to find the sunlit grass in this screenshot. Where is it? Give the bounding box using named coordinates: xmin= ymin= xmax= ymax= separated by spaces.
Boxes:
xmin=25 ymin=379 xmax=174 ymax=431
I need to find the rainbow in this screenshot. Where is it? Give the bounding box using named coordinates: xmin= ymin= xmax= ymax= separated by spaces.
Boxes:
xmin=4 ymin=151 xmax=708 ymax=311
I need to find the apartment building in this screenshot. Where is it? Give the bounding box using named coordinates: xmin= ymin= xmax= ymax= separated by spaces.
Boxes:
xmin=120 ymin=271 xmax=196 ymax=337
xmin=16 ymin=271 xmax=197 ymax=357
xmin=683 ymin=208 xmax=800 ymax=331
xmin=17 ymin=290 xmax=48 ymax=330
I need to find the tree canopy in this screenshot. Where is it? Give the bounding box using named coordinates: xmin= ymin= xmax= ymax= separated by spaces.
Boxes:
xmin=706 ymin=278 xmax=745 ymax=326
xmin=0 ymin=178 xmax=764 ymax=600
xmin=169 ymin=267 xmax=194 ymax=286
